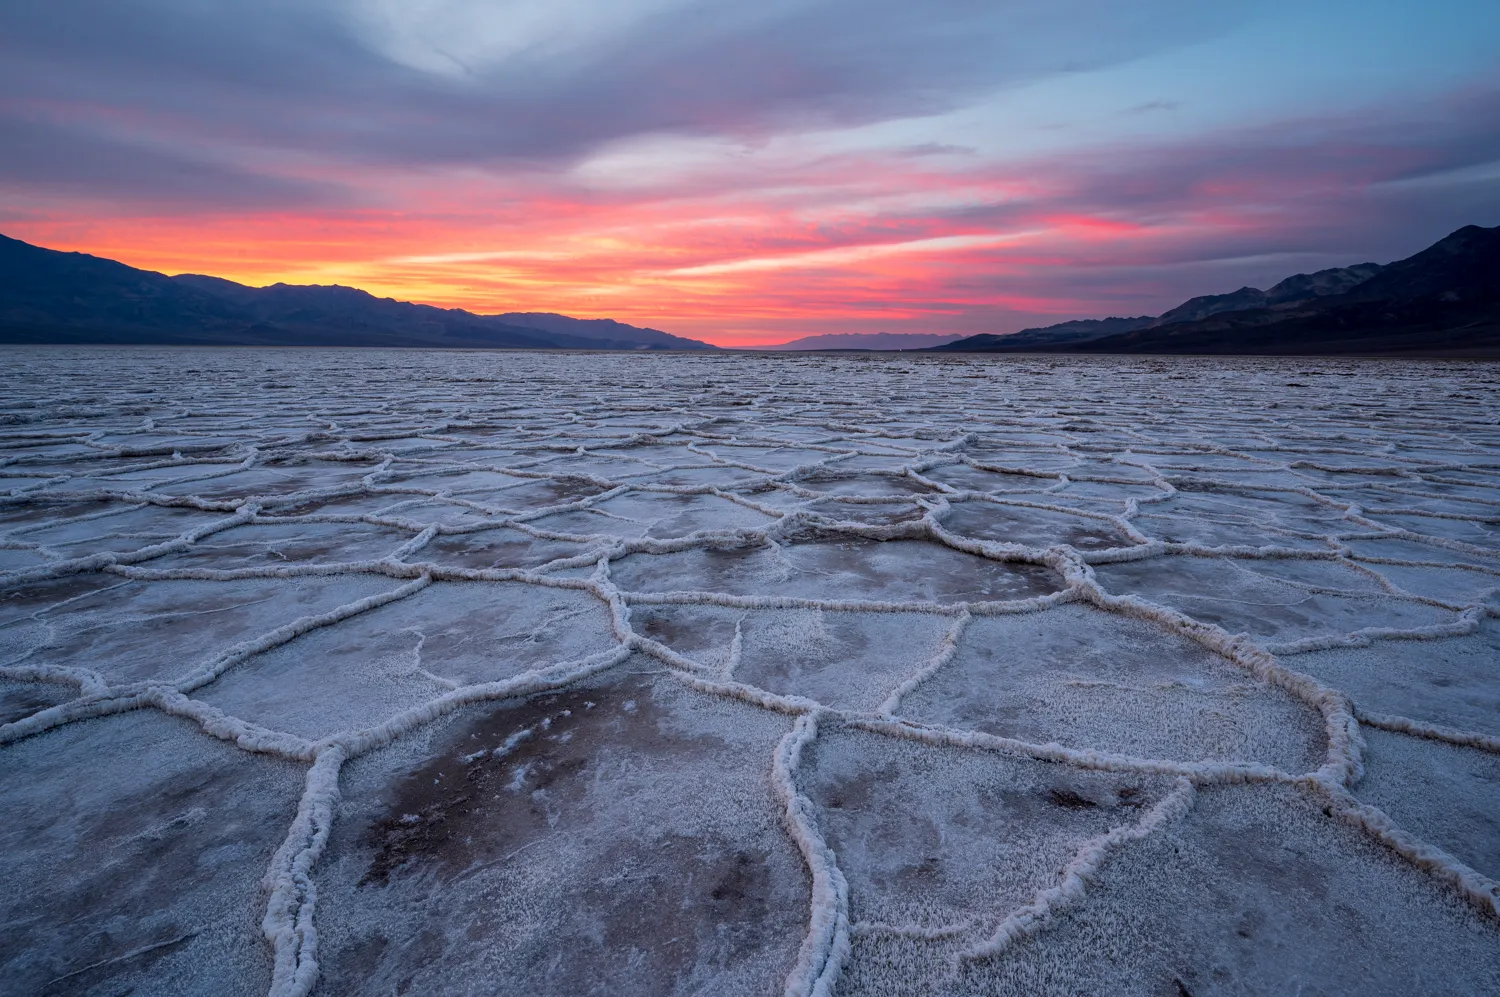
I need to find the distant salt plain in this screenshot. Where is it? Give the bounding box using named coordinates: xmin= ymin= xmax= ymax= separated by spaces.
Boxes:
xmin=1 ymin=347 xmax=1498 ymax=997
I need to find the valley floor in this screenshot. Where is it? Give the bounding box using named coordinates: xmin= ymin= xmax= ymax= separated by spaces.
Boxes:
xmin=2 ymin=348 xmax=1498 ymax=996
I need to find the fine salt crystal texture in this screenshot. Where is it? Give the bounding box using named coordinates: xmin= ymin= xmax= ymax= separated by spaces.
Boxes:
xmin=1 ymin=347 xmax=1498 ymax=996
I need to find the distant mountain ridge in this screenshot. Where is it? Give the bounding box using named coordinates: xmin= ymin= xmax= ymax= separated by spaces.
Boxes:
xmin=933 ymin=224 xmax=1500 ymax=356
xmin=1147 ymin=262 xmax=1385 ymax=327
xmin=0 ymin=234 xmax=715 ymax=351
xmin=8 ymin=226 xmax=1497 ymax=357
xmin=925 ymin=316 xmax=1155 ymax=353
xmin=761 ymin=332 xmax=964 ymax=350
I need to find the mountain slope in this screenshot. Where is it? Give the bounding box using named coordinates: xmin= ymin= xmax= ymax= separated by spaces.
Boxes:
xmin=763 ymin=332 xmax=965 ymax=350
xmin=494 ymin=312 xmax=709 ymax=350
xmin=933 ymin=225 xmax=1499 ymax=356
xmin=0 ymin=234 xmax=714 ymax=351
xmin=1 ymin=238 xmax=244 ymax=335
xmin=1068 ymin=225 xmax=1500 ymax=355
xmin=930 ymin=316 xmax=1152 ymax=352
xmin=1339 ymin=224 xmax=1498 ymax=304
xmin=1148 ymin=263 xmax=1383 ymax=326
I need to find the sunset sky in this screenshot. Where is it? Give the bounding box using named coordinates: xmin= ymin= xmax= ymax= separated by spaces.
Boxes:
xmin=3 ymin=0 xmax=1498 ymax=346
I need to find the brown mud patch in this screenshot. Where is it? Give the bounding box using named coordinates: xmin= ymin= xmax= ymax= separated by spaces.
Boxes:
xmin=337 ymin=673 xmax=805 ymax=996
xmin=630 ymin=606 xmax=739 ymax=658
xmin=362 ymin=674 xmax=720 ymax=886
xmin=488 ymin=476 xmax=609 ymax=510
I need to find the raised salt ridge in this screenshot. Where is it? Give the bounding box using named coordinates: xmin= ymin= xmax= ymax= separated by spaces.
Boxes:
xmin=1 ymin=347 xmax=1498 ymax=996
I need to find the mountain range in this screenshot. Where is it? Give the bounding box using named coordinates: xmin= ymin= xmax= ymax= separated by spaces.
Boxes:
xmin=932 ymin=224 xmax=1500 ymax=356
xmin=762 ymin=332 xmax=965 ymax=350
xmin=3 ymin=225 xmax=1497 ymax=356
xmin=0 ymin=234 xmax=715 ymax=351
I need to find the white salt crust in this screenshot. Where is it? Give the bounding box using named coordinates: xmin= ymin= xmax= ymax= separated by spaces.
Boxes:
xmin=1 ymin=349 xmax=1498 ymax=995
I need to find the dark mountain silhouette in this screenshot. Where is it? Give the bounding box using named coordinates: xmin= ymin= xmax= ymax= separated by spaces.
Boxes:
xmin=933 ymin=224 xmax=1500 ymax=356
xmin=759 ymin=332 xmax=965 ymax=350
xmin=1148 ymin=263 xmax=1384 ymax=326
xmin=489 ymin=312 xmax=706 ymax=350
xmin=924 ymin=316 xmax=1154 ymax=353
xmin=0 ymin=234 xmax=715 ymax=351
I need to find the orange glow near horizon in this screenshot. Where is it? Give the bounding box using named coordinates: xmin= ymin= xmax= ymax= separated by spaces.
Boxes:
xmin=4 ymin=0 xmax=1496 ymax=351
xmin=3 ymin=152 xmax=1281 ymax=347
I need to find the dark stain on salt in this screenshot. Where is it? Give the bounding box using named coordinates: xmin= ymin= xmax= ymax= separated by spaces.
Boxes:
xmin=1047 ymin=787 xmax=1100 ymax=810
xmin=361 ymin=674 xmax=728 ymax=887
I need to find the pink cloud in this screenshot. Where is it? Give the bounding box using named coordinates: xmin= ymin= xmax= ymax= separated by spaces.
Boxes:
xmin=6 ymin=86 xmax=1498 ymax=347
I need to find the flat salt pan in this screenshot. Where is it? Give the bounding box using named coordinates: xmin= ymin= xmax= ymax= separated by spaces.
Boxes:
xmin=314 ymin=671 xmax=807 ymax=997
xmin=0 ymin=710 xmax=303 ymax=996
xmin=1 ymin=348 xmax=1497 ymax=997
xmin=0 ymin=677 xmax=70 ymax=725
xmin=610 ymin=537 xmax=1059 ymax=604
xmin=8 ymin=574 xmax=398 ymax=685
xmin=1284 ymin=620 xmax=1500 ymax=739
xmin=807 ymin=725 xmax=1178 ymax=993
xmin=899 ymin=605 xmax=1326 ymax=770
xmin=1093 ymin=556 xmax=1455 ymax=643
xmin=961 ymin=784 xmax=1500 ymax=997
xmin=198 ymin=580 xmax=618 ymax=738
xmin=1355 ymin=727 xmax=1500 ymax=881
xmin=734 ymin=610 xmax=957 ymax=711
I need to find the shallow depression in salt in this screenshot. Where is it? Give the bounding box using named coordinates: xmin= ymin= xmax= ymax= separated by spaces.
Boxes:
xmin=2 ymin=347 xmax=1499 ymax=997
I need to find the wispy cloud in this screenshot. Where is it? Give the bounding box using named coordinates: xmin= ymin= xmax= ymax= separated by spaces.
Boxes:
xmin=1 ymin=1 xmax=1497 ymax=345
xmin=659 ymin=233 xmax=1044 ymax=276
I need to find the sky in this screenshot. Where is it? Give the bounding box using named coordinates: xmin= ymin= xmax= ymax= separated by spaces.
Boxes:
xmin=2 ymin=1 xmax=1499 ymax=347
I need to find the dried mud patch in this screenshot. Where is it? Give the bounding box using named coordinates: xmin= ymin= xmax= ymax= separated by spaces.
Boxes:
xmin=319 ymin=670 xmax=806 ymax=997
xmin=358 ymin=681 xmax=657 ymax=886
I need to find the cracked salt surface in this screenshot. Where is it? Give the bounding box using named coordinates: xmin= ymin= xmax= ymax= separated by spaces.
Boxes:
xmin=1 ymin=348 xmax=1498 ymax=996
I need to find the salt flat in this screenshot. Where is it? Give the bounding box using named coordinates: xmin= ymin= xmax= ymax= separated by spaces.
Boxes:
xmin=1 ymin=347 xmax=1498 ymax=997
